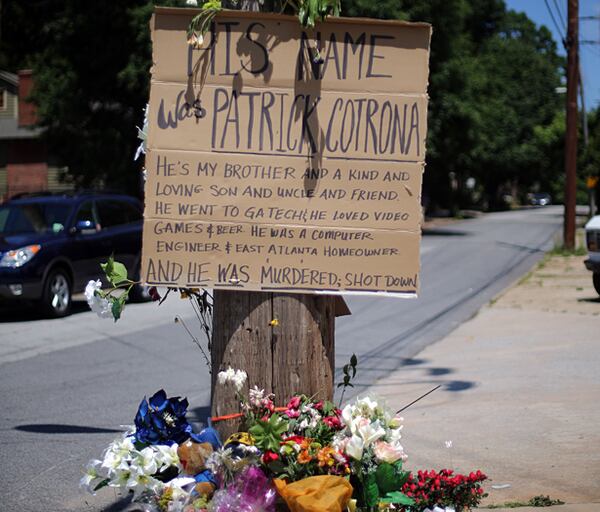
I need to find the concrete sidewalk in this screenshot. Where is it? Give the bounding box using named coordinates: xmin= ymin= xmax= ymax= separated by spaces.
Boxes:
xmin=368 ymin=254 xmax=600 ymax=510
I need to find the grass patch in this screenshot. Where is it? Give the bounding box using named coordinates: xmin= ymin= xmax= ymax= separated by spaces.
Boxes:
xmin=485 ymin=495 xmax=565 ymax=508
xmin=548 ymin=245 xmax=587 ymax=257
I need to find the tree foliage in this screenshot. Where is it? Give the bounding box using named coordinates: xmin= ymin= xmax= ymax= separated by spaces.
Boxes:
xmin=343 ymin=0 xmax=565 ymax=210
xmin=0 ymin=0 xmax=578 ymax=207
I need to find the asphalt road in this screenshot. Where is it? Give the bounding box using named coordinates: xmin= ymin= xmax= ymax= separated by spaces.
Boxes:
xmin=0 ymin=206 xmax=563 ymax=511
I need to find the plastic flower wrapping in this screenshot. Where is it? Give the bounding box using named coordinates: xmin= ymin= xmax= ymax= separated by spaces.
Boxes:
xmin=82 ymin=382 xmax=488 ymax=512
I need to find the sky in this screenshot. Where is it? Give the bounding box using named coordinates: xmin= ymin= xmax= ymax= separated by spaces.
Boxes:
xmin=504 ymin=0 xmax=600 ymax=111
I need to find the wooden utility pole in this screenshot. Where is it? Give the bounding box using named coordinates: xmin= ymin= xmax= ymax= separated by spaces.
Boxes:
xmin=207 ymin=0 xmax=342 ymax=440
xmin=564 ymin=0 xmax=579 ymax=250
xmin=211 ymin=291 xmax=341 ymax=438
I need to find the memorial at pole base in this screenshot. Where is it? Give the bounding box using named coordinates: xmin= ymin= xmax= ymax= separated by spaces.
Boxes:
xmin=81 ymin=6 xmax=489 ymax=511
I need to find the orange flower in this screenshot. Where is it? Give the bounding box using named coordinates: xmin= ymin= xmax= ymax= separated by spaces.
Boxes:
xmin=300 ymin=438 xmax=313 ymax=451
xmin=317 ymin=447 xmax=335 ymax=467
xmin=298 ymin=450 xmax=312 ymax=464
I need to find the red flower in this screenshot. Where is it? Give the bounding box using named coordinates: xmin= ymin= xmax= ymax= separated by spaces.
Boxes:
xmin=323 ymin=416 xmax=342 ymax=429
xmin=286 ymin=396 xmax=301 ymax=409
xmin=149 ymin=286 xmax=161 ymax=301
xmin=314 ymin=400 xmax=324 ymax=411
xmin=262 ymin=451 xmax=279 ymax=464
xmin=282 ymin=435 xmax=305 ymax=445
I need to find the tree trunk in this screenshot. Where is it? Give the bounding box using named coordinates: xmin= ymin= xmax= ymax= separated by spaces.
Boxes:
xmin=211 ymin=290 xmax=337 ymax=440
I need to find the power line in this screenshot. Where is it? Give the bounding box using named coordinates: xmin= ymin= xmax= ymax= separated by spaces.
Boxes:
xmin=553 ymin=0 xmax=567 ymax=27
xmin=544 ymin=0 xmax=566 ymax=43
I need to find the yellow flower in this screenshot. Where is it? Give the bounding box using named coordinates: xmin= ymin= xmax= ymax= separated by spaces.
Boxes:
xmin=269 ymin=318 xmax=279 ymax=327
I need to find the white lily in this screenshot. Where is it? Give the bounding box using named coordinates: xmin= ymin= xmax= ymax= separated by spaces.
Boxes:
xmin=357 ymin=420 xmax=386 ymax=447
xmin=79 ymin=459 xmax=102 ymax=494
xmin=126 ymin=472 xmax=163 ymax=499
xmin=345 ymin=435 xmax=365 ymax=460
xmin=155 ymin=443 xmax=180 ymax=471
xmin=356 ymin=396 xmax=379 ymax=416
xmin=101 ymin=451 xmax=129 ymax=477
xmin=108 ymin=468 xmax=131 ymax=488
xmin=133 ymin=446 xmax=158 ymax=475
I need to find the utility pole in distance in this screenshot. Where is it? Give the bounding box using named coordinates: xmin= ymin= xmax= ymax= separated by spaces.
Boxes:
xmin=564 ymin=0 xmax=579 ymax=250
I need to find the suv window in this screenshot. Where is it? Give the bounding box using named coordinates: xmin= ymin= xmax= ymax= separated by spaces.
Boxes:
xmin=0 ymin=202 xmax=72 ymax=235
xmin=97 ymin=200 xmax=141 ymax=229
xmin=74 ymin=200 xmax=97 ymax=224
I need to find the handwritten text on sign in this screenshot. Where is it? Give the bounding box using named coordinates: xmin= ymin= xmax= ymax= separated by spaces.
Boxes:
xmin=142 ymin=9 xmax=431 ymax=296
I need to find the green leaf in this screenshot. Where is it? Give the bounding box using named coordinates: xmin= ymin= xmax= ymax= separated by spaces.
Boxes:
xmin=350 ymin=353 xmax=357 ymax=367
xmin=93 ymin=478 xmax=110 ymax=492
xmin=380 ymin=491 xmax=414 ymax=506
xmin=376 ymin=462 xmax=401 ymax=495
xmin=111 ymin=261 xmax=128 ymax=285
xmin=111 ymin=298 xmax=123 ymax=322
xmin=100 ymin=256 xmax=128 ymax=286
xmin=248 ymin=414 xmax=288 ymax=452
xmin=364 ymin=473 xmax=380 ymax=507
xmin=100 ymin=255 xmax=114 ymax=277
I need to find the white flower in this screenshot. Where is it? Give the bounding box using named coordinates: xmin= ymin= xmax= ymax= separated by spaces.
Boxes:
xmin=357 ymin=420 xmax=386 ymax=447
xmin=445 ymin=440 xmax=453 ymax=449
xmin=80 ymin=459 xmax=102 ymax=494
xmin=345 ymin=435 xmax=364 ymax=460
xmin=341 ymin=404 xmax=355 ymax=427
xmin=356 ymin=396 xmax=379 ymax=417
xmin=108 ymin=468 xmax=131 ymax=488
xmin=388 ymin=426 xmax=403 ymax=445
xmin=126 ymin=472 xmax=163 ymax=499
xmin=217 ymin=367 xmax=247 ymax=391
xmin=85 ymin=280 xmax=112 ymax=319
xmin=101 ymin=436 xmax=135 ymax=476
xmin=217 ymin=367 xmax=236 ymax=385
xmin=232 ymin=370 xmax=247 ymax=391
xmin=186 ymin=0 xmax=198 ymax=5
xmin=249 ymin=386 xmax=265 ymax=403
xmin=132 ymin=446 xmax=158 ymax=476
xmin=155 ymin=443 xmax=180 ymax=471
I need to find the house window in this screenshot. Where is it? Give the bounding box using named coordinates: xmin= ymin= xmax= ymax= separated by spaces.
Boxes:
xmin=0 ymin=88 xmax=6 ymax=110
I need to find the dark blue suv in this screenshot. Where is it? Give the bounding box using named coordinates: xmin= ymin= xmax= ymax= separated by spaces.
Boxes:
xmin=0 ymin=192 xmax=145 ymax=317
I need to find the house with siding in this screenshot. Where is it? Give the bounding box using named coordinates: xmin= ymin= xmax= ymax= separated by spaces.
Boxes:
xmin=0 ymin=70 xmax=71 ymax=201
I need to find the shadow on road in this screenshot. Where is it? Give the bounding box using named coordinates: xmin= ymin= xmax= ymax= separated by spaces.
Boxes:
xmin=422 ymin=228 xmax=471 ymax=237
xmin=15 ymin=424 xmax=123 ymax=434
xmin=338 ymin=355 xmax=476 ymax=406
xmin=0 ymin=300 xmax=89 ymax=323
xmin=578 ymin=296 xmax=600 ymax=304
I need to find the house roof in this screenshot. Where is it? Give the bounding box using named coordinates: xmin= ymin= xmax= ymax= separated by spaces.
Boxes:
xmin=0 ymin=117 xmax=44 ymax=140
xmin=0 ymin=70 xmax=19 ymax=88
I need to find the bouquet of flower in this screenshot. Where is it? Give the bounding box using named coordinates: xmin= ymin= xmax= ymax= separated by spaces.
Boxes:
xmin=82 ymin=378 xmax=488 ymax=512
xmin=401 ymin=469 xmax=488 ymax=512
xmin=81 ymin=389 xmax=221 ymax=512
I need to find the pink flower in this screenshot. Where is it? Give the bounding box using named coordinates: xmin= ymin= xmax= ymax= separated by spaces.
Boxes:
xmin=373 ymin=440 xmax=407 ymax=463
xmin=285 ymin=409 xmax=300 ymax=418
xmin=286 ymin=396 xmax=302 ymax=409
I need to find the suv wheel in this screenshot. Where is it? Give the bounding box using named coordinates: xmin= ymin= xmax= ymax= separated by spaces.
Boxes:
xmin=42 ymin=269 xmax=72 ymax=317
xmin=594 ymin=273 xmax=600 ymax=296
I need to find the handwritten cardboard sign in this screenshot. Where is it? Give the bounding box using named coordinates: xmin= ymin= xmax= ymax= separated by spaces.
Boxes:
xmin=142 ymin=8 xmax=431 ymax=296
